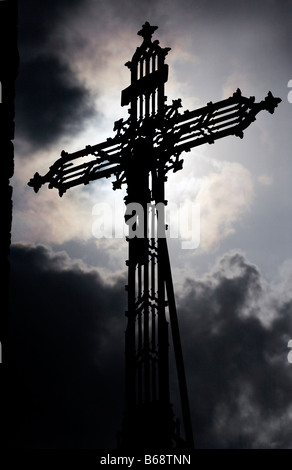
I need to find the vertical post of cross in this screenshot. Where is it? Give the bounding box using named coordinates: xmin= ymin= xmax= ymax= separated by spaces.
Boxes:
xmin=119 ymin=22 xmax=192 ymax=449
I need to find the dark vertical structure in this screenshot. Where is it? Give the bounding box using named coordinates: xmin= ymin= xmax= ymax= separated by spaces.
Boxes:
xmin=28 ymin=23 xmax=281 ymax=449
xmin=120 ymin=22 xmax=193 ymax=449
xmin=1 ymin=0 xmax=18 ymax=356
xmin=0 ymin=0 xmax=18 ymax=447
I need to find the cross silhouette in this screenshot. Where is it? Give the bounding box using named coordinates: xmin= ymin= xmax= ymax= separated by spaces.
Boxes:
xmin=28 ymin=22 xmax=281 ymax=449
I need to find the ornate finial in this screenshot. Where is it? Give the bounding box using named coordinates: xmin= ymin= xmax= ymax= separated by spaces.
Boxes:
xmin=138 ymin=22 xmax=158 ymax=41
xmin=27 ymin=172 xmax=43 ymax=193
xmin=264 ymin=91 xmax=282 ymax=114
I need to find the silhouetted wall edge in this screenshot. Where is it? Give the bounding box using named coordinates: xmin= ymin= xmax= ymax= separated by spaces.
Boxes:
xmin=0 ymin=0 xmax=19 ymax=448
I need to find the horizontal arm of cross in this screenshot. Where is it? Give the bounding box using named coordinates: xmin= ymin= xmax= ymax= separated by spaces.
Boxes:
xmin=28 ymin=135 xmax=124 ymax=196
xmin=163 ymin=89 xmax=281 ymax=157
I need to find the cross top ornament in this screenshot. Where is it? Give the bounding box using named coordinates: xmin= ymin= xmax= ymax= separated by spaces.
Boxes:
xmin=137 ymin=21 xmax=158 ymax=40
xmin=28 ymin=23 xmax=281 ymax=450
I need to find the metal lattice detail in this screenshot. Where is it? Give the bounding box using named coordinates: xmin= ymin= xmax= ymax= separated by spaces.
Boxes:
xmin=28 ymin=89 xmax=280 ymax=197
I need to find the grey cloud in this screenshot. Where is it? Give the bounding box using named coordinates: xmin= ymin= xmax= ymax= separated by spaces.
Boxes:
xmin=51 ymin=239 xmax=119 ymax=272
xmin=177 ymin=251 xmax=292 ymax=448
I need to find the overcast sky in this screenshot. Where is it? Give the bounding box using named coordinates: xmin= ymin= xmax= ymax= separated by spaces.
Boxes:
xmin=9 ymin=0 xmax=292 ymax=449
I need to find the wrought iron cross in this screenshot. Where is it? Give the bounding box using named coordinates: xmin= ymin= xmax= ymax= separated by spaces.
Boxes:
xmin=28 ymin=22 xmax=281 ymax=449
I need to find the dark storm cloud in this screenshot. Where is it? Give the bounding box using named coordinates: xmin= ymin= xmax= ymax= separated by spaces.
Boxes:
xmin=8 ymin=243 xmax=126 ymax=448
xmin=16 ymin=0 xmax=96 ymax=150
xmin=8 ymin=244 xmax=292 ymax=448
xmin=16 ymin=55 xmax=95 ymax=149
xmin=18 ymin=0 xmax=86 ymax=57
xmin=177 ymin=251 xmax=292 ymax=448
xmin=52 ymin=239 xmax=115 ymax=271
